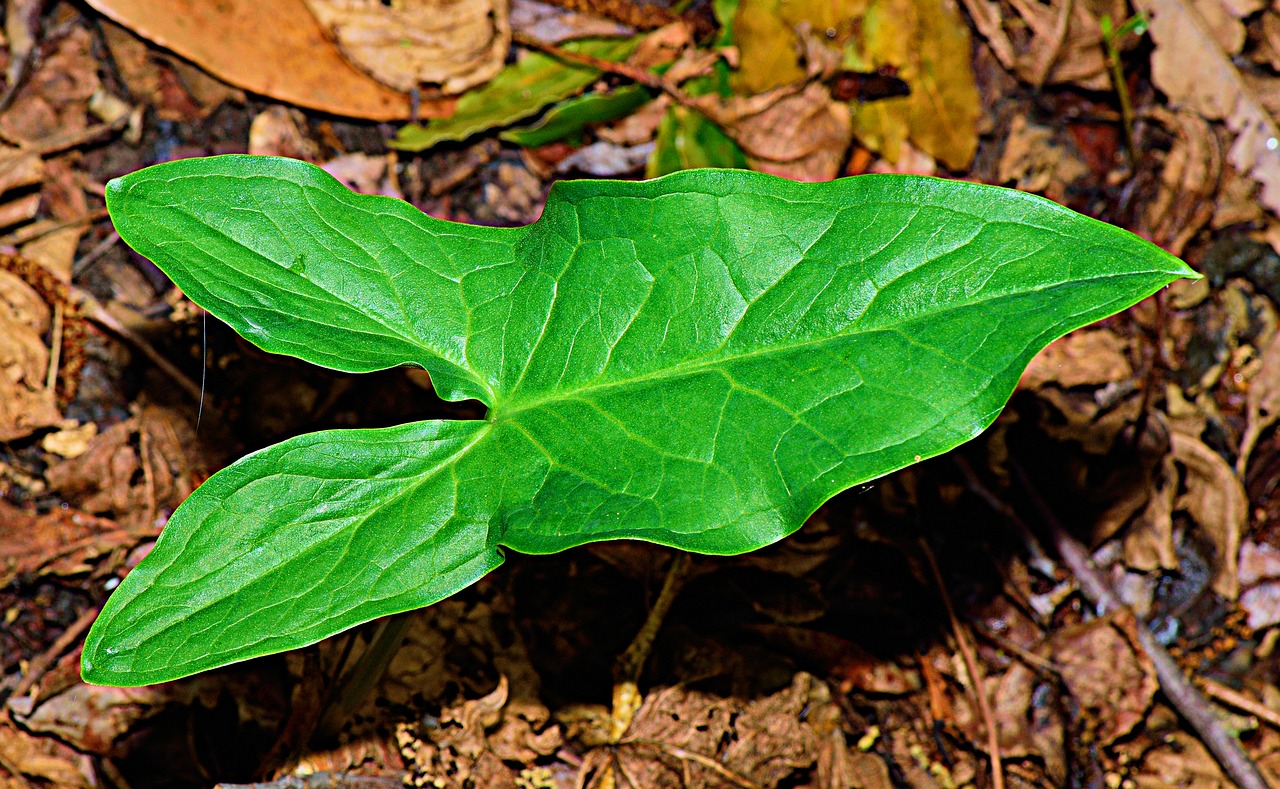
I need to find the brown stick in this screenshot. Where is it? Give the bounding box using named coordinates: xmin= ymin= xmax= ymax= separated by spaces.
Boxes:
xmin=1007 ymin=459 xmax=1271 ymax=789
xmin=919 ymin=540 xmax=1005 ymax=789
xmin=11 ymin=605 xmax=99 ymax=700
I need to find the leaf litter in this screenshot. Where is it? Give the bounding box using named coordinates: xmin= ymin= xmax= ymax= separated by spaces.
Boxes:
xmin=6 ymin=0 xmax=1280 ymax=788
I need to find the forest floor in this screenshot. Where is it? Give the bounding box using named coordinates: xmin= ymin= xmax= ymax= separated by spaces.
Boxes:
xmin=4 ymin=0 xmax=1280 ymax=787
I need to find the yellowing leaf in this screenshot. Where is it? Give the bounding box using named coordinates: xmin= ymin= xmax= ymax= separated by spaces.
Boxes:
xmin=849 ymin=0 xmax=979 ymax=170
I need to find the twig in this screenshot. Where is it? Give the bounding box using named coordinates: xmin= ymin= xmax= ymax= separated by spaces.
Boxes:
xmin=0 ymin=206 xmax=110 ymax=246
xmin=71 ymin=289 xmax=204 ymax=403
xmin=625 ymin=741 xmax=760 ymax=788
xmin=1201 ymin=677 xmax=1280 ymax=732
xmin=918 ymin=540 xmax=1005 ymax=789
xmin=215 ymin=774 xmax=403 ymax=789
xmin=71 ymin=230 xmax=120 ymax=277
xmin=512 ymin=32 xmax=688 ymax=103
xmin=615 ymin=552 xmax=693 ymax=684
xmin=10 ymin=605 xmax=99 ymax=700
xmin=1009 ymin=459 xmax=1271 ymax=789
xmin=44 ymin=300 xmax=62 ymax=393
xmin=599 ymin=552 xmax=694 ymax=789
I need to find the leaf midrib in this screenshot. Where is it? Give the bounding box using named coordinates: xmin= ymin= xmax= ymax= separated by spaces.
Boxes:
xmin=487 ymin=270 xmax=1147 ymax=420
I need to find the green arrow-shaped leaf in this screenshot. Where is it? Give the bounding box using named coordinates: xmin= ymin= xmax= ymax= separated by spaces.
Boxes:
xmin=83 ymin=155 xmax=1195 ymax=686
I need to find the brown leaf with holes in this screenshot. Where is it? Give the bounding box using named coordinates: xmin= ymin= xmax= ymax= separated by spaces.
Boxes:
xmin=82 ymin=0 xmax=453 ymax=120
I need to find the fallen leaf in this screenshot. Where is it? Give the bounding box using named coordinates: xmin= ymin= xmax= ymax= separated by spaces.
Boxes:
xmin=0 ymin=269 xmax=59 ymax=442
xmin=725 ymin=82 xmax=853 ymax=181
xmin=303 ymin=0 xmax=510 ymax=94
xmin=1021 ymin=329 xmax=1132 ymax=390
xmin=1171 ymin=431 xmax=1247 ymax=599
xmin=555 ymin=140 xmax=655 ymax=175
xmin=1135 ymin=0 xmax=1280 ymax=217
xmin=100 ymin=21 xmax=241 ymax=122
xmin=0 ymin=724 xmax=96 ymax=787
xmin=82 ymin=0 xmax=450 ymax=120
xmin=961 ymin=0 xmax=1124 ymax=89
xmin=322 ymin=153 xmax=398 ymax=197
xmin=849 ymin=0 xmax=980 ymax=169
xmin=997 ymin=114 xmax=1090 ymax=198
xmin=1237 ymin=333 xmax=1280 ymax=476
xmin=248 ymin=105 xmax=322 ymax=160
xmin=1140 ymin=109 xmax=1219 ymax=254
xmin=1048 ymin=609 xmax=1156 ymax=746
xmin=510 ymin=0 xmax=631 ymax=43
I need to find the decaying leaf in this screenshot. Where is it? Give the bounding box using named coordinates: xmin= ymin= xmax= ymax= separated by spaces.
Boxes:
xmin=1135 ymin=0 xmax=1280 ymax=217
xmin=0 ymin=723 xmax=97 ymax=787
xmin=1170 ymin=431 xmax=1247 ymax=599
xmin=0 ymin=269 xmax=60 ymax=442
xmin=848 ymin=0 xmax=980 ymax=170
xmin=1021 ymin=329 xmax=1132 ymax=390
xmin=997 ymin=114 xmax=1090 ymax=197
xmin=1140 ymin=109 xmax=1220 ymax=254
xmin=960 ymin=0 xmax=1125 ymax=89
xmin=1237 ymin=332 xmax=1280 ymax=476
xmin=1049 ymin=609 xmax=1157 ymax=745
xmin=728 ymin=83 xmax=853 ymax=181
xmin=304 ymin=0 xmax=511 ymax=94
xmin=82 ymin=0 xmax=451 ymax=119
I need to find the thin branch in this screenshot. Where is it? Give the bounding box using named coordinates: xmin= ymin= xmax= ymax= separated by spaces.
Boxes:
xmin=919 ymin=539 xmax=1005 ymax=789
xmin=1008 ymin=459 xmax=1271 ymax=789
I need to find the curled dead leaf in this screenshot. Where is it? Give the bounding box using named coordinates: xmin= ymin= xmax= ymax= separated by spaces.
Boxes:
xmin=1170 ymin=431 xmax=1247 ymax=599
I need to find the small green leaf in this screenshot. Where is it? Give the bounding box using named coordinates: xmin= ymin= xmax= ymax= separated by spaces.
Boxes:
xmin=390 ymin=38 xmax=638 ymax=152
xmin=84 ymin=155 xmax=1196 ymax=686
xmin=501 ymin=85 xmax=653 ymax=148
xmin=647 ymin=104 xmax=750 ymax=176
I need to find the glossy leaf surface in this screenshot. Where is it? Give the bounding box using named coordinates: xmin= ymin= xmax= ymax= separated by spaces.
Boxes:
xmin=83 ymin=155 xmax=1195 ymax=686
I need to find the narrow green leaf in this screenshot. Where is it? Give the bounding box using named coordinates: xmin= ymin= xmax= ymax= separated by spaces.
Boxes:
xmin=84 ymin=155 xmax=1196 ymax=686
xmin=501 ymin=85 xmax=653 ymax=148
xmin=390 ymin=38 xmax=638 ymax=152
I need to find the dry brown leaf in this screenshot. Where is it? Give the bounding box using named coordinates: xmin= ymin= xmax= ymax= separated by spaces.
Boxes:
xmin=1141 ymin=109 xmax=1219 ymax=252
xmin=0 ymin=269 xmax=59 ymax=442
xmin=620 ymin=672 xmax=827 ymax=787
xmin=961 ymin=0 xmax=1124 ymax=89
xmin=248 ymin=106 xmax=321 ymax=160
xmin=82 ymin=0 xmax=452 ymax=120
xmin=1046 ymin=609 xmax=1157 ymax=745
xmin=1237 ymin=333 xmax=1280 ymax=475
xmin=1021 ymin=329 xmax=1131 ymax=390
xmin=0 ymin=724 xmax=96 ymax=787
xmin=997 ymin=114 xmax=1090 ymax=197
xmin=720 ymin=83 xmax=852 ymax=181
xmin=0 ymin=27 xmax=98 ymax=145
xmin=1170 ymin=431 xmax=1247 ymax=599
xmin=303 ymin=0 xmax=510 ymax=94
xmin=509 ymin=0 xmax=631 ymax=43
xmin=101 ymin=21 xmax=242 ymax=122
xmin=1136 ymin=0 xmax=1280 ymax=218
xmin=1122 ymin=454 xmax=1179 ymax=572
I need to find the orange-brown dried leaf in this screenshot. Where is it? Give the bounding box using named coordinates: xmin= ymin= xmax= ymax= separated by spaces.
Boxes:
xmin=82 ymin=0 xmax=451 ymax=120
